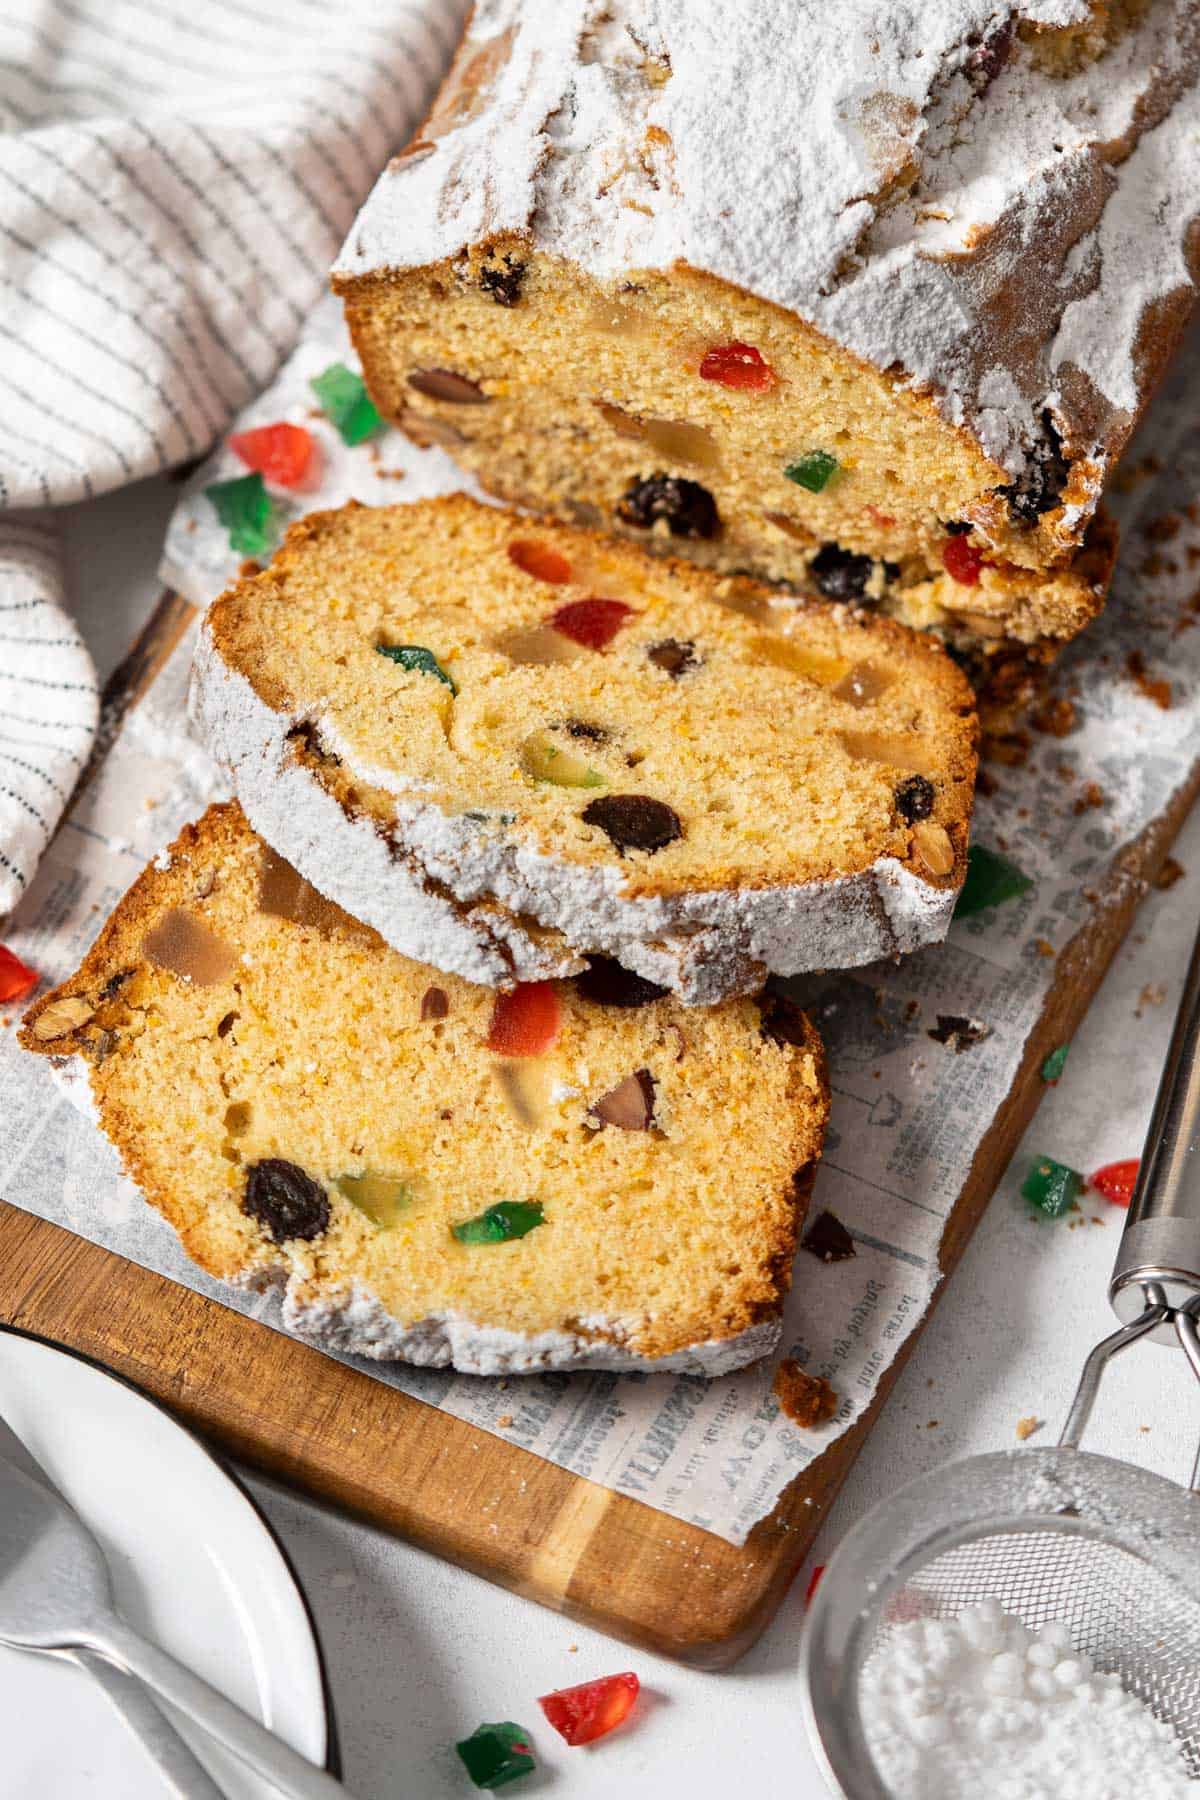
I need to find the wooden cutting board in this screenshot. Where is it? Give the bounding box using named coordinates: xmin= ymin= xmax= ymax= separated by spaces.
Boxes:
xmin=2 ymin=590 xmax=1197 ymax=1669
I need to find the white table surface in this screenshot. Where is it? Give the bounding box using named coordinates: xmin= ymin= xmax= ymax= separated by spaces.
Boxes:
xmin=43 ymin=475 xmax=1200 ymax=1799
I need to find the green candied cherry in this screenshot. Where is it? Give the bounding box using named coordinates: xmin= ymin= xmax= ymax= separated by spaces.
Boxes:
xmin=1021 ymin=1156 xmax=1082 ymax=1219
xmin=455 ymin=1721 xmax=535 ymax=1790
xmin=954 ymin=843 xmax=1033 ymax=919
xmin=784 ymin=451 xmax=838 ymax=493
xmin=205 ymin=472 xmax=279 ymax=557
xmin=452 ymin=1201 xmax=545 ymax=1244
xmin=376 ymin=643 xmax=457 ymax=693
xmin=335 ymin=1171 xmax=413 ymax=1230
xmin=518 ymin=730 xmax=605 ymax=789
xmin=309 ymin=362 xmax=383 ymax=445
xmin=1041 ymin=1044 xmax=1070 ymax=1085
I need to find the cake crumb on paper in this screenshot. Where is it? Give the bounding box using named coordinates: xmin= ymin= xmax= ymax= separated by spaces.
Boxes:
xmin=773 ymin=1360 xmax=838 ymax=1428
xmin=1016 ymin=1416 xmax=1043 ymax=1441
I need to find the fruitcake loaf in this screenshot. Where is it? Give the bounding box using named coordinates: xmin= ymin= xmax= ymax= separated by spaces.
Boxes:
xmin=192 ymin=496 xmax=978 ymax=1004
xmin=20 ymin=803 xmax=829 ymax=1375
xmin=333 ymin=0 xmax=1200 ymax=685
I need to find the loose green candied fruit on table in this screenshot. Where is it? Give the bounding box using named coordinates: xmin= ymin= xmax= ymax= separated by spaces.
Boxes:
xmin=1021 ymin=1156 xmax=1082 ymax=1218
xmin=309 ymin=362 xmax=383 ymax=445
xmin=1041 ymin=1043 xmax=1070 ymax=1084
xmin=452 ymin=1201 xmax=545 ymax=1245
xmin=205 ymin=472 xmax=278 ymax=558
xmin=954 ymin=844 xmax=1033 ymax=919
xmin=784 ymin=450 xmax=839 ymax=493
xmin=376 ymin=643 xmax=457 ymax=692
xmin=455 ymin=1721 xmax=536 ymax=1789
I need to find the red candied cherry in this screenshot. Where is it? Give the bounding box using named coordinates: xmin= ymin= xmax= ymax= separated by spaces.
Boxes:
xmin=487 ymin=982 xmax=561 ymax=1057
xmin=548 ymin=597 xmax=636 ymax=651
xmin=538 ymin=1672 xmax=639 ymax=1746
xmin=941 ymin=534 xmax=984 ymax=586
xmin=507 ymin=539 xmax=572 ymax=584
xmin=698 ymin=341 xmax=777 ymax=392
xmin=0 ymin=945 xmax=38 ymax=1003
xmin=229 ymin=422 xmax=319 ymax=489
xmin=1090 ymin=1159 xmax=1139 ymax=1208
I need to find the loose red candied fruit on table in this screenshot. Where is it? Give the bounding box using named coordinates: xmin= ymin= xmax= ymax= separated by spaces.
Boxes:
xmin=538 ymin=1672 xmax=639 ymax=1747
xmin=1090 ymin=1159 xmax=1140 ymax=1208
xmin=0 ymin=945 xmax=38 ymax=1004
xmin=549 ymin=597 xmax=636 ymax=651
xmin=229 ymin=423 xmax=318 ymax=489
xmin=507 ymin=539 xmax=572 ymax=584
xmin=486 ymin=982 xmax=561 ymax=1058
xmin=698 ymin=341 xmax=776 ymax=392
xmin=805 ymin=1564 xmax=826 ymax=1609
xmin=942 ymin=534 xmax=984 ymax=586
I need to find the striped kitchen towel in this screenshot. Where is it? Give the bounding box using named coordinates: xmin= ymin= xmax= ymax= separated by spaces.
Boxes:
xmin=0 ymin=0 xmax=466 ymax=916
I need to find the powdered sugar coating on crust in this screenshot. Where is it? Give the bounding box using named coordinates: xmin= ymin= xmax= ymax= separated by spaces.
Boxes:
xmin=335 ymin=0 xmax=1200 ymax=502
xmin=192 ymin=615 xmax=958 ymax=1003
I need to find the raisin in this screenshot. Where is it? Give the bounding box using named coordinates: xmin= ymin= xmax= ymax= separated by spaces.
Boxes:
xmin=617 ymin=473 xmax=719 ymax=540
xmin=561 ymin=719 xmax=609 ymax=743
xmin=243 ymin=1159 xmax=331 ymax=1244
xmin=407 ymin=368 xmax=488 ymax=404
xmin=999 ymin=410 xmax=1069 ymax=524
xmin=895 ymin=775 xmax=935 ymax=822
xmin=479 ymin=256 xmax=526 ymax=307
xmin=576 ymin=957 xmax=668 ymax=1008
xmin=647 ymin=638 xmax=699 ymax=678
xmin=943 ymin=519 xmax=974 ymax=536
xmin=759 ymin=993 xmax=811 ymax=1047
xmin=965 ymin=20 xmax=1013 ymax=94
xmin=582 ymin=794 xmax=683 ymax=854
xmin=809 ymin=543 xmax=874 ymax=600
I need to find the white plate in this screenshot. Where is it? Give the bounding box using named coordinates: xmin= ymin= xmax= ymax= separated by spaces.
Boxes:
xmin=0 ymin=1327 xmax=335 ymax=1798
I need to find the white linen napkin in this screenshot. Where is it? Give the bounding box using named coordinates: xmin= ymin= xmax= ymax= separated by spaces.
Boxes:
xmin=0 ymin=0 xmax=465 ymax=916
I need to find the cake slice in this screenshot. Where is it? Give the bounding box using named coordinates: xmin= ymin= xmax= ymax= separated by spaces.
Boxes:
xmin=20 ymin=803 xmax=828 ymax=1375
xmin=192 ymin=495 xmax=978 ymax=1004
xmin=331 ymin=0 xmax=1200 ymax=693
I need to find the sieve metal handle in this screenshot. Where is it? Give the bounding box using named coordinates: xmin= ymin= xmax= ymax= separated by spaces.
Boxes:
xmin=1110 ymin=910 xmax=1200 ymax=1326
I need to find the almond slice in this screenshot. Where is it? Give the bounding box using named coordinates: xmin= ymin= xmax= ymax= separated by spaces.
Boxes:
xmin=589 ymin=1068 xmax=656 ymax=1131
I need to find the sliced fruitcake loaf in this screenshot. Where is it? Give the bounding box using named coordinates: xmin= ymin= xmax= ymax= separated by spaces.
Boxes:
xmin=192 ymin=496 xmax=978 ymax=1004
xmin=20 ymin=802 xmax=828 ymax=1375
xmin=332 ymin=0 xmax=1200 ymax=684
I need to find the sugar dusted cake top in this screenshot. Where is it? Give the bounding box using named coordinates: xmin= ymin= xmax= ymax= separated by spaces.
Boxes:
xmin=335 ymin=0 xmax=1200 ymax=508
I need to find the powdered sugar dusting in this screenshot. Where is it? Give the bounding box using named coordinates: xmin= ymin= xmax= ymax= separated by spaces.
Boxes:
xmin=336 ymin=0 xmax=1200 ymax=493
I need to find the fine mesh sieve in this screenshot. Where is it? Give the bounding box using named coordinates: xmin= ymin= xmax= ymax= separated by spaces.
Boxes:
xmin=801 ymin=911 xmax=1200 ymax=1797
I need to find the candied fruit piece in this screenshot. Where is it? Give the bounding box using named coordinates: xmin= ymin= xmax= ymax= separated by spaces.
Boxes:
xmin=834 ymin=660 xmax=895 ymax=707
xmin=1041 ymin=1043 xmax=1070 ymax=1084
xmin=258 ymin=845 xmax=351 ymax=934
xmin=582 ymin=794 xmax=683 ymax=855
xmin=455 ymin=1721 xmax=535 ymax=1788
xmin=229 ymin=422 xmax=317 ymax=489
xmin=493 ymin=1061 xmax=551 ymax=1130
xmin=751 ymin=635 xmax=850 ymax=686
xmin=0 ymin=945 xmax=38 ymax=1003
xmin=840 ymin=730 xmax=938 ymax=776
xmin=142 ymin=909 xmax=236 ymax=987
xmin=698 ymin=341 xmax=776 ymax=392
xmin=335 ymin=1171 xmax=412 ymax=1230
xmin=785 ymin=451 xmax=838 ymax=493
xmin=895 ymin=775 xmax=935 ymax=822
xmin=596 ymin=401 xmax=720 ymax=469
xmin=507 ymin=539 xmax=572 ymax=584
xmin=954 ymin=844 xmax=1032 ymax=917
xmin=487 ymin=981 xmax=561 ymax=1057
xmin=549 ymin=597 xmax=635 ymax=651
xmin=809 ymin=543 xmax=873 ymax=600
xmin=589 ymin=1069 xmax=656 ymax=1131
xmin=493 ymin=622 xmax=583 ymax=667
xmin=309 ymin=363 xmax=383 ymax=445
xmin=802 ymin=1210 xmax=856 ymax=1263
xmin=421 ymin=986 xmax=449 ymax=1021
xmin=576 ymin=958 xmax=668 ymax=1008
xmin=519 ymin=730 xmax=605 ymax=789
xmin=1090 ymin=1158 xmax=1139 ymax=1208
xmin=377 ymin=643 xmax=457 ymax=693
xmin=1021 ymin=1156 xmax=1082 ymax=1219
xmin=805 ymin=1564 xmax=827 ymax=1608
xmin=942 ymin=534 xmax=984 ymax=586
xmin=539 ymin=1673 xmax=639 ymax=1746
xmin=617 ymin=473 xmax=719 ymax=539
xmin=205 ymin=472 xmax=278 ymax=558
xmin=452 ymin=1201 xmax=545 ymax=1245
xmin=243 ymin=1159 xmax=331 ymax=1243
